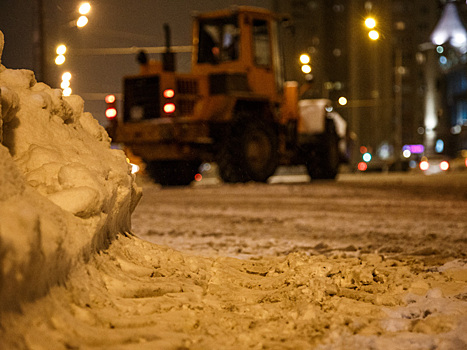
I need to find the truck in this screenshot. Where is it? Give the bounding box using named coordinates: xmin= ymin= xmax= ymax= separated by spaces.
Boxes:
xmin=107 ymin=6 xmax=349 ymax=186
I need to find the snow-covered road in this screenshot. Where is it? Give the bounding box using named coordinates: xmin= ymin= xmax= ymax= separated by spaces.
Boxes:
xmin=134 ymin=172 xmax=467 ymax=260
xmin=5 ymin=173 xmax=466 ymax=350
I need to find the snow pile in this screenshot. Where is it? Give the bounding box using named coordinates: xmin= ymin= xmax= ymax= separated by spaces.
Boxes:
xmin=0 ymin=31 xmax=141 ymax=312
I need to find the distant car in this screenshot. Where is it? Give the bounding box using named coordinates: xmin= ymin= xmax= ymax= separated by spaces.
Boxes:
xmin=418 ymin=155 xmax=452 ymax=175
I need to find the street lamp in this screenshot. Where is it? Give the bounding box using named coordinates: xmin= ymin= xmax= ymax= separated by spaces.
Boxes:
xmin=76 ymin=16 xmax=89 ymax=28
xmin=299 ymin=53 xmax=312 ymax=74
xmin=365 ymin=17 xmax=380 ymax=41
xmin=77 ymin=2 xmax=91 ymax=28
xmin=365 ymin=17 xmax=376 ymax=29
xmin=55 ymin=44 xmax=67 ymax=65
xmin=368 ymin=30 xmax=380 ymax=41
xmin=78 ymin=2 xmax=91 ymax=15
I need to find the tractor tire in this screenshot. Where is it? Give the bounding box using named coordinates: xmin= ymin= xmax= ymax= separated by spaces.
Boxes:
xmin=217 ymin=119 xmax=278 ymax=183
xmin=146 ymin=160 xmax=200 ymax=186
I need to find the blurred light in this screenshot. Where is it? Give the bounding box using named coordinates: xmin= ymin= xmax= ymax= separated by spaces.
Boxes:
xmin=465 ymin=158 xmax=467 ymax=168
xmin=194 ymin=173 xmax=203 ymax=182
xmin=163 ymin=103 xmax=176 ymax=114
xmin=430 ymin=3 xmax=467 ymax=50
xmin=163 ymin=89 xmax=175 ymax=98
xmin=439 ymin=56 xmax=447 ymax=64
xmin=409 ymin=160 xmax=417 ymax=168
xmin=105 ymin=107 xmax=117 ymax=119
xmin=55 ymin=55 xmax=66 ymax=65
xmin=365 ymin=17 xmax=376 ymax=29
xmin=368 ymin=30 xmax=380 ymax=40
xmin=363 ymin=152 xmax=372 ymax=162
xmin=130 ymin=163 xmax=140 ymax=174
xmin=301 ymin=64 xmax=312 ymax=74
xmin=435 ymin=139 xmax=444 ymax=153
xmin=63 ymin=87 xmax=72 ymax=96
xmin=126 ymin=158 xmax=140 ymax=174
xmin=62 ymin=72 xmax=72 ymax=81
xmin=200 ymin=163 xmax=212 ymax=172
xmin=60 ymin=80 xmax=70 ymax=89
xmin=105 ymin=94 xmax=116 ymax=104
xmin=77 ymin=15 xmax=88 ymax=28
xmin=420 ymin=160 xmax=429 ymax=171
xmin=325 ymin=106 xmax=333 ymax=112
xmin=358 ymin=162 xmax=368 ymax=171
xmin=360 ymin=146 xmax=368 ymax=154
xmin=436 ymin=46 xmax=444 ymax=54
xmin=403 ymin=144 xmax=424 ymax=154
xmin=56 ymin=45 xmax=67 ymax=55
xmin=439 ymin=161 xmax=449 ymax=171
xmin=403 ymin=149 xmax=411 ymax=158
xmin=451 ymin=125 xmax=462 ymax=134
xmin=338 ymin=96 xmax=348 ymax=106
xmin=79 ymin=2 xmax=91 ymax=15
xmin=299 ymin=54 xmax=310 ymax=64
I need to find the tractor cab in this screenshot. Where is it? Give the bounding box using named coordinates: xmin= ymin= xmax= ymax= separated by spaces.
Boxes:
xmin=192 ymin=7 xmax=284 ymax=103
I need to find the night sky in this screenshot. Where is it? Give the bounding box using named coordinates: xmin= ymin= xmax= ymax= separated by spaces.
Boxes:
xmin=0 ymin=0 xmax=272 ymax=124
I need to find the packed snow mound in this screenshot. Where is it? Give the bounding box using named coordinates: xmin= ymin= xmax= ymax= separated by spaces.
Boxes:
xmin=0 ymin=31 xmax=142 ymax=312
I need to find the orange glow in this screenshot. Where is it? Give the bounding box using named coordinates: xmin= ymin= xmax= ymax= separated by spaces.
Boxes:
xmin=163 ymin=103 xmax=176 ymax=114
xmin=439 ymin=161 xmax=449 ymax=171
xmin=194 ymin=173 xmax=203 ymax=182
xmin=360 ymin=146 xmax=368 ymax=154
xmin=105 ymin=94 xmax=116 ymax=104
xmin=105 ymin=107 xmax=117 ymax=119
xmin=163 ymin=89 xmax=175 ymax=98
xmin=358 ymin=162 xmax=367 ymax=171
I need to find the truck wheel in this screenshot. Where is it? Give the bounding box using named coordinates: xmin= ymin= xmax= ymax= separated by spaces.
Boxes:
xmin=146 ymin=160 xmax=200 ymax=186
xmin=306 ymin=122 xmax=340 ymax=180
xmin=218 ymin=120 xmax=278 ymax=183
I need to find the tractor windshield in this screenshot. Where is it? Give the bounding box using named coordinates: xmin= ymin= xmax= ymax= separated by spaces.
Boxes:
xmin=197 ymin=15 xmax=239 ymax=64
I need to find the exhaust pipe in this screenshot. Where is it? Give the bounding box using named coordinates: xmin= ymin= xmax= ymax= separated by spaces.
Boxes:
xmin=162 ymin=23 xmax=176 ymax=72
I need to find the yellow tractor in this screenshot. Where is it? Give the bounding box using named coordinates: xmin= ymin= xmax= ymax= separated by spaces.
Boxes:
xmin=108 ymin=6 xmax=348 ymax=186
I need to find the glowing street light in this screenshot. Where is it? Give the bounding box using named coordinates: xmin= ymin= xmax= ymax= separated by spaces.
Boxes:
xmin=365 ymin=17 xmax=376 ymax=29
xmin=77 ymin=15 xmax=89 ymax=28
xmin=299 ymin=54 xmax=310 ymax=65
xmin=368 ymin=30 xmax=380 ymax=40
xmin=338 ymin=96 xmax=348 ymax=106
xmin=299 ymin=53 xmax=312 ymax=74
xmin=61 ymin=71 xmax=72 ymax=96
xmin=301 ymin=64 xmax=312 ymax=74
xmin=55 ymin=44 xmax=67 ymax=65
xmin=78 ymin=2 xmax=91 ymax=15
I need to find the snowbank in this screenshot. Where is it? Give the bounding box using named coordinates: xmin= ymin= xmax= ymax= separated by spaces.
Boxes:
xmin=0 ymin=31 xmax=141 ymax=312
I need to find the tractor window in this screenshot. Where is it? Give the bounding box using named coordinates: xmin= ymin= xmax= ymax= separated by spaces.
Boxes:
xmin=253 ymin=19 xmax=271 ymax=67
xmin=198 ymin=15 xmax=239 ymax=64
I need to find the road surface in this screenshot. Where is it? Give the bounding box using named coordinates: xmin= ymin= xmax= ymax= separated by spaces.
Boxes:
xmin=133 ymin=171 xmax=467 ymax=260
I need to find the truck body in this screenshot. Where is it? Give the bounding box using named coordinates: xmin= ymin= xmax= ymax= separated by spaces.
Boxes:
xmin=108 ymin=6 xmax=348 ymax=185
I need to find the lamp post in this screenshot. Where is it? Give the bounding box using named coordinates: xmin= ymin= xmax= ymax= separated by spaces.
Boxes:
xmin=364 ymin=14 xmax=404 ymax=170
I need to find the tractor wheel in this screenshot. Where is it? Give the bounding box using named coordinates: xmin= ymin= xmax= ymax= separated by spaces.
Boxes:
xmin=146 ymin=160 xmax=200 ymax=186
xmin=217 ymin=119 xmax=278 ymax=183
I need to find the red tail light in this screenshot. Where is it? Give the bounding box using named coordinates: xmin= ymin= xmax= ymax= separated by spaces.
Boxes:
xmin=105 ymin=94 xmax=117 ymax=119
xmin=105 ymin=107 xmax=117 ymax=119
xmin=163 ymin=89 xmax=175 ymax=99
xmin=163 ymin=103 xmax=176 ymax=114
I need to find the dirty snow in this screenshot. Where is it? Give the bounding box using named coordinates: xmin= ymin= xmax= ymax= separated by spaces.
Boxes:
xmin=1 ymin=30 xmax=467 ymax=350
